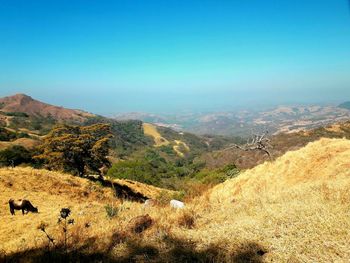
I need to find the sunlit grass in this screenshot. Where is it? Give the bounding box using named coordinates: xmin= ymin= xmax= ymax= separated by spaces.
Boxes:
xmin=1 ymin=138 xmax=350 ymax=261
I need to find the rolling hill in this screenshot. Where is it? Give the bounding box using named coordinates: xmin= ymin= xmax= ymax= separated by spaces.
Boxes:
xmin=116 ymin=104 xmax=350 ymax=136
xmin=1 ymin=138 xmax=349 ymax=262
xmin=0 ymin=94 xmax=95 ymax=122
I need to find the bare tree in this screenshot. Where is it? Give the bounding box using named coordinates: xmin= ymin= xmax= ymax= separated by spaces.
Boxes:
xmin=225 ymin=131 xmax=272 ymax=157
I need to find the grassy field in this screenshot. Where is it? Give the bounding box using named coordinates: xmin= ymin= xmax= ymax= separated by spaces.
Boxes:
xmin=1 ymin=138 xmax=350 ymax=262
xmin=143 ymin=123 xmax=170 ymax=147
xmin=143 ymin=123 xmax=191 ymax=157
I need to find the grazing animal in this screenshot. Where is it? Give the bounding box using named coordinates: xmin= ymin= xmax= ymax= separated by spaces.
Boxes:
xmin=9 ymin=199 xmax=38 ymax=215
xmin=170 ymin=199 xmax=185 ymax=209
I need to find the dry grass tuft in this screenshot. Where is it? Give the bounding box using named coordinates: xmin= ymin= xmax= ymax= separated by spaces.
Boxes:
xmin=177 ymin=209 xmax=196 ymax=229
xmin=128 ymin=214 xmax=154 ymax=234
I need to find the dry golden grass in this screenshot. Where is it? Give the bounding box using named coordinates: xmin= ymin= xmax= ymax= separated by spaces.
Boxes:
xmin=204 ymin=138 xmax=350 ymax=261
xmin=142 ymin=123 xmax=169 ymax=147
xmin=0 ymin=167 xmax=116 ymax=254
xmin=1 ymin=138 xmax=350 ymax=262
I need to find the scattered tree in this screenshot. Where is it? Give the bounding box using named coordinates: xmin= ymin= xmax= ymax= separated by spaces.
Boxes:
xmin=34 ymin=123 xmax=113 ymax=176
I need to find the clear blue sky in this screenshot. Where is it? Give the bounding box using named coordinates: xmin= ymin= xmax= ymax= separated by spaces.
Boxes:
xmin=0 ymin=0 xmax=350 ymax=114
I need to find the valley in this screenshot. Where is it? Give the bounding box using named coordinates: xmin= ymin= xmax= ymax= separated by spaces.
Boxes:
xmin=115 ymin=104 xmax=350 ymax=136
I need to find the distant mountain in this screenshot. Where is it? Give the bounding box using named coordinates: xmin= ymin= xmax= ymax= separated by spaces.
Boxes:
xmin=115 ymin=112 xmax=167 ymax=123
xmin=0 ymin=93 xmax=95 ymax=122
xmin=338 ymin=101 xmax=350 ymax=110
xmin=115 ymin=104 xmax=350 ymax=136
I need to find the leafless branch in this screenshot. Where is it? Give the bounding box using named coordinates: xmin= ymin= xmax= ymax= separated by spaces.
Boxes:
xmin=224 ymin=131 xmax=272 ymax=158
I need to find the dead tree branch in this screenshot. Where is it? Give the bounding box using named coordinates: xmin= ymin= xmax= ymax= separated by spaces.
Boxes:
xmin=225 ymin=131 xmax=273 ymax=158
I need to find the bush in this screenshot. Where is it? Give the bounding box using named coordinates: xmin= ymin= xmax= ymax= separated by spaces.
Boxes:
xmin=194 ymin=170 xmax=227 ymax=184
xmin=0 ymin=127 xmax=17 ymax=141
xmin=107 ymin=159 xmax=162 ymax=186
xmin=0 ymin=145 xmax=33 ymax=167
xmin=105 ymin=204 xmax=119 ymax=219
xmin=0 ymin=111 xmax=29 ymax=117
xmin=17 ymin=132 xmax=30 ymax=138
xmin=159 ymin=145 xmax=176 ymax=156
xmin=219 ymin=164 xmax=240 ymax=178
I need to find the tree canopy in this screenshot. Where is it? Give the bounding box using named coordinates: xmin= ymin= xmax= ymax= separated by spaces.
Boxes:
xmin=35 ymin=123 xmax=112 ymax=175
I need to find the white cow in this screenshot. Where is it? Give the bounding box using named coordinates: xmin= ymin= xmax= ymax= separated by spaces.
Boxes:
xmin=170 ymin=199 xmax=185 ymax=209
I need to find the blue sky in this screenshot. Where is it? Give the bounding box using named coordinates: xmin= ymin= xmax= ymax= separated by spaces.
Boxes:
xmin=0 ymin=0 xmax=350 ymax=114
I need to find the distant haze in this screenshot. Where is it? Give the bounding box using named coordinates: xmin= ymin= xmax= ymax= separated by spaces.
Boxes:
xmin=1 ymin=1 xmax=350 ymax=115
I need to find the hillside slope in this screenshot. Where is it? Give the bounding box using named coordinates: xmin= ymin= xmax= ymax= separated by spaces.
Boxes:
xmin=202 ymin=120 xmax=350 ymax=170
xmin=0 ymin=167 xmax=176 ymax=256
xmin=1 ymin=138 xmax=350 ymax=262
xmin=200 ymin=138 xmax=350 ymax=261
xmin=0 ymin=94 xmax=94 ymax=122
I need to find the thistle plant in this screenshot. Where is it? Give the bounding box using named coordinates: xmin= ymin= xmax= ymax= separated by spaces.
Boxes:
xmin=58 ymin=208 xmax=74 ymax=255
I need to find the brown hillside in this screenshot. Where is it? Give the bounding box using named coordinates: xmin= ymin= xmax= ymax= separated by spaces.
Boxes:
xmin=0 ymin=94 xmax=94 ymax=122
xmin=202 ymin=120 xmax=350 ymax=170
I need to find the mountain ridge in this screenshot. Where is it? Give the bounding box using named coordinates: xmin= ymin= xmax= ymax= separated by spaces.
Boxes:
xmin=115 ymin=104 xmax=350 ymax=136
xmin=0 ymin=93 xmax=95 ymax=122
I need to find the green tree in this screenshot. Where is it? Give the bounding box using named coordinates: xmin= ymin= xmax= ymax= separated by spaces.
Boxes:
xmin=34 ymin=123 xmax=112 ymax=175
xmin=0 ymin=145 xmax=32 ymax=167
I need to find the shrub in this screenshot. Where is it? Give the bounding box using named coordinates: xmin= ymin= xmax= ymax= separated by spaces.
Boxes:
xmin=2 ymin=111 xmax=29 ymax=117
xmin=105 ymin=204 xmax=119 ymax=219
xmin=107 ymin=160 xmax=161 ymax=186
xmin=0 ymin=127 xmax=17 ymax=141
xmin=159 ymin=145 xmax=176 ymax=156
xmin=0 ymin=145 xmax=33 ymax=167
xmin=195 ymin=170 xmax=226 ymax=184
xmin=219 ymin=164 xmax=240 ymax=178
